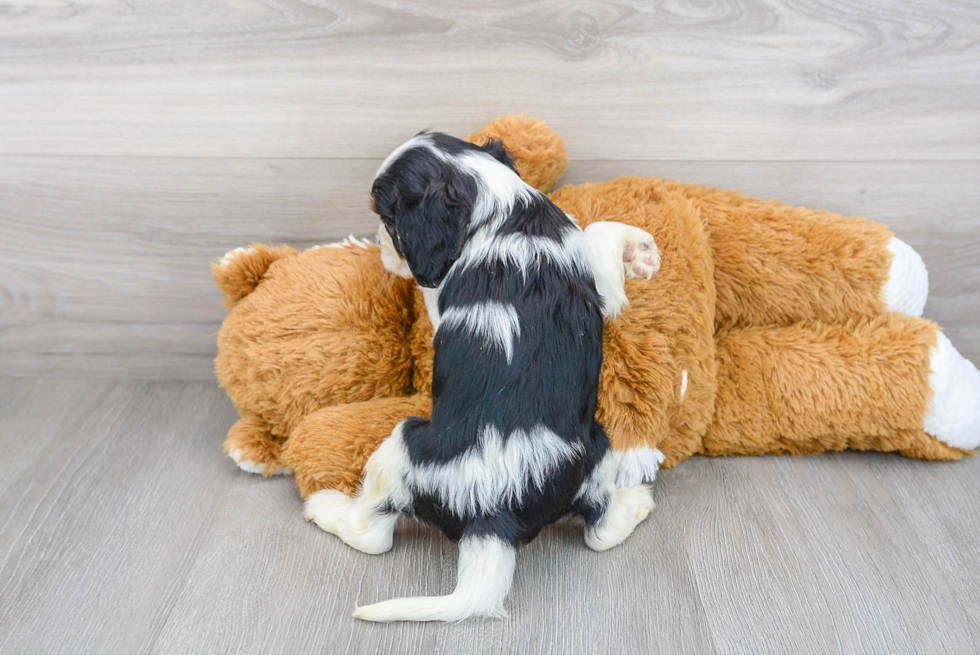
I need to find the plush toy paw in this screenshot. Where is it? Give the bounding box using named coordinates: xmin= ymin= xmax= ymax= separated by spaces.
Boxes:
xmin=923 ymin=332 xmax=980 ymax=450
xmin=585 ymin=485 xmax=655 ymax=552
xmin=218 ymin=246 xmax=257 ymax=267
xmin=224 ymin=415 xmax=291 ymax=476
xmin=227 ymin=448 xmax=293 ymax=476
xmin=622 ymin=229 xmax=661 ymax=281
xmin=883 ymin=237 xmax=929 ymax=317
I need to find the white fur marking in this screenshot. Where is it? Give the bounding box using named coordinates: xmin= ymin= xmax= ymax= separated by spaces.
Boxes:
xmin=614 ymin=447 xmax=666 ymax=486
xmin=375 ymin=134 xmax=432 ymax=178
xmin=575 ymin=450 xmax=655 ymax=551
xmin=680 ymin=370 xmax=689 ymax=401
xmin=409 ymin=425 xmax=584 ymax=517
xmin=353 ymin=535 xmax=516 ymax=622
xmin=304 ymin=488 xmax=400 ymax=555
xmin=377 ymin=224 xmax=414 ymax=279
xmin=229 ymin=448 xmax=292 ymax=476
xmin=583 ymin=222 xmax=630 ymax=319
xmin=923 ymin=332 xmax=980 ymax=450
xmin=585 ymin=485 xmax=655 ymax=552
xmin=421 ymin=286 xmax=442 ymax=332
xmin=455 ymin=151 xmax=532 ymax=230
xmin=457 ymin=225 xmax=590 ymax=279
xmin=304 ymin=421 xmax=415 ymax=554
xmin=884 ymin=237 xmax=929 ymax=317
xmin=218 ymin=246 xmax=256 ymax=267
xmin=439 ymin=302 xmax=521 ymax=363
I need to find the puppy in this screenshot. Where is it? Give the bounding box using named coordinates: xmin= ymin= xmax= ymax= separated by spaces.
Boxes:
xmin=305 ymin=132 xmax=661 ymax=622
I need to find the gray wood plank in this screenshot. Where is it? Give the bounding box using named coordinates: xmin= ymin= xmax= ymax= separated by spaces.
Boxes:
xmin=3 ymin=379 xmax=980 ymax=653
xmin=0 ymin=379 xmax=117 ymax=546
xmin=864 ymin=455 xmax=980 ymax=647
xmin=0 ymin=0 xmax=978 ymax=160
xmin=150 ymin=467 xmax=715 ymax=655
xmin=3 ymin=157 xmax=978 ymax=378
xmin=665 ymin=454 xmax=980 ymax=654
xmin=0 ymin=379 xmax=238 ymax=655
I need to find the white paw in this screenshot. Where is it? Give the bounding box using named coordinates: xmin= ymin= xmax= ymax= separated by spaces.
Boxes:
xmin=585 ymin=485 xmax=654 ymax=552
xmin=923 ymin=332 xmax=980 ymax=450
xmin=883 ymin=237 xmax=928 ymax=317
xmin=621 ymin=228 xmax=661 ymax=281
xmin=228 ymin=448 xmax=290 ymax=476
xmin=218 ymin=246 xmax=256 ymax=267
xmin=614 ymin=447 xmax=666 ymax=486
xmin=304 ymin=489 xmax=396 ymax=555
xmin=304 ymin=489 xmax=353 ymax=536
xmin=583 ymin=221 xmax=660 ymax=319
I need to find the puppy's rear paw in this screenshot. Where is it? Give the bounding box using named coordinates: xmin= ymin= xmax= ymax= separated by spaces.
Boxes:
xmin=304 ymin=489 xmax=352 ymax=535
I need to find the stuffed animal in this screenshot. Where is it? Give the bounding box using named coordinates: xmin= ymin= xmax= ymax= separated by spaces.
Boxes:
xmin=213 ymin=116 xmax=980 ymax=499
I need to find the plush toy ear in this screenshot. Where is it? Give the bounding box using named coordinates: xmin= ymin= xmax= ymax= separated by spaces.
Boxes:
xmin=396 ymin=169 xmax=476 ymax=288
xmin=467 ymin=116 xmax=568 ymax=193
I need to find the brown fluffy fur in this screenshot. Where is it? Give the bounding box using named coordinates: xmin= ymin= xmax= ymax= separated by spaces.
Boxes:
xmin=213 ymin=116 xmax=969 ymax=497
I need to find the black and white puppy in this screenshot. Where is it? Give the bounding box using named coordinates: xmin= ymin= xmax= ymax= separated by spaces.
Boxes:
xmin=304 ymin=132 xmax=661 ymax=623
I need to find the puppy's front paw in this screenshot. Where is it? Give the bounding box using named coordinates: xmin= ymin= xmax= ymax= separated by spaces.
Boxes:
xmin=622 ymin=228 xmax=660 ymax=280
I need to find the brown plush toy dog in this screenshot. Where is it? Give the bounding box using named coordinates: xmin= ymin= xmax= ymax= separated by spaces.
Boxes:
xmin=213 ymin=116 xmax=980 ymax=499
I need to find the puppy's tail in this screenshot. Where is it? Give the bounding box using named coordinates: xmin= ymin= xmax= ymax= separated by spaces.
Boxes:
xmin=353 ymin=534 xmax=516 ymax=623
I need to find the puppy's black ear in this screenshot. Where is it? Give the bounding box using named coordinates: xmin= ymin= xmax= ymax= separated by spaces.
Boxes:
xmin=396 ymin=169 xmax=476 ymax=288
xmin=478 ymin=138 xmax=516 ymax=172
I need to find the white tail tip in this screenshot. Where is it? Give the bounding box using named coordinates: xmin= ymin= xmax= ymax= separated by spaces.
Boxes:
xmin=353 ymin=535 xmax=516 ymax=622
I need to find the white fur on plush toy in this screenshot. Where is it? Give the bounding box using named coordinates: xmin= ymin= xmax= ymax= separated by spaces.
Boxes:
xmin=924 ymin=332 xmax=980 ymax=450
xmin=228 ymin=449 xmax=293 ymax=476
xmin=884 ymin=237 xmax=929 ymax=317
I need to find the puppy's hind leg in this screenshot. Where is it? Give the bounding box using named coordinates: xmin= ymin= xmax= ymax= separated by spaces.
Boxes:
xmin=574 ymin=449 xmax=655 ymax=552
xmin=304 ymin=420 xmax=416 ymax=555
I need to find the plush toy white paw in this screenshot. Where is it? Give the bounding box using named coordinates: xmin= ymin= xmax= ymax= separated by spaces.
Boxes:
xmin=883 ymin=237 xmax=928 ymax=317
xmin=923 ymin=332 xmax=980 ymax=450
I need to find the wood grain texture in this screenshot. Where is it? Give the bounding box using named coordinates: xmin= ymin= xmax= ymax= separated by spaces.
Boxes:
xmin=1 ymin=0 xmax=978 ymax=376
xmin=2 ymin=379 xmax=979 ymax=653
xmin=1 ymin=0 xmax=978 ymax=160
xmin=2 ymin=156 xmax=978 ymax=378
xmin=0 ymin=380 xmax=238 ymax=655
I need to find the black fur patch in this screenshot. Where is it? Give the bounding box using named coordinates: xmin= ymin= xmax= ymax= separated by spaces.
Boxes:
xmin=372 ymin=133 xmax=610 ymax=546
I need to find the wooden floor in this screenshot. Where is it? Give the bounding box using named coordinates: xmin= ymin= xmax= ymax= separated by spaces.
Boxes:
xmin=1 ymin=378 xmax=979 ymax=654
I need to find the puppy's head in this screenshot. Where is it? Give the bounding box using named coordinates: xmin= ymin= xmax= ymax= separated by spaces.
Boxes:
xmin=371 ymin=133 xmax=516 ymax=288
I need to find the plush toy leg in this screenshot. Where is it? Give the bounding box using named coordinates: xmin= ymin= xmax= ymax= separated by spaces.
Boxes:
xmin=922 ymin=332 xmax=980 ymax=450
xmin=699 ymin=314 xmax=977 ymax=461
xmin=224 ymin=414 xmax=291 ymax=476
xmin=680 ymin=183 xmax=928 ymax=325
xmin=281 ymin=394 xmax=433 ymax=498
